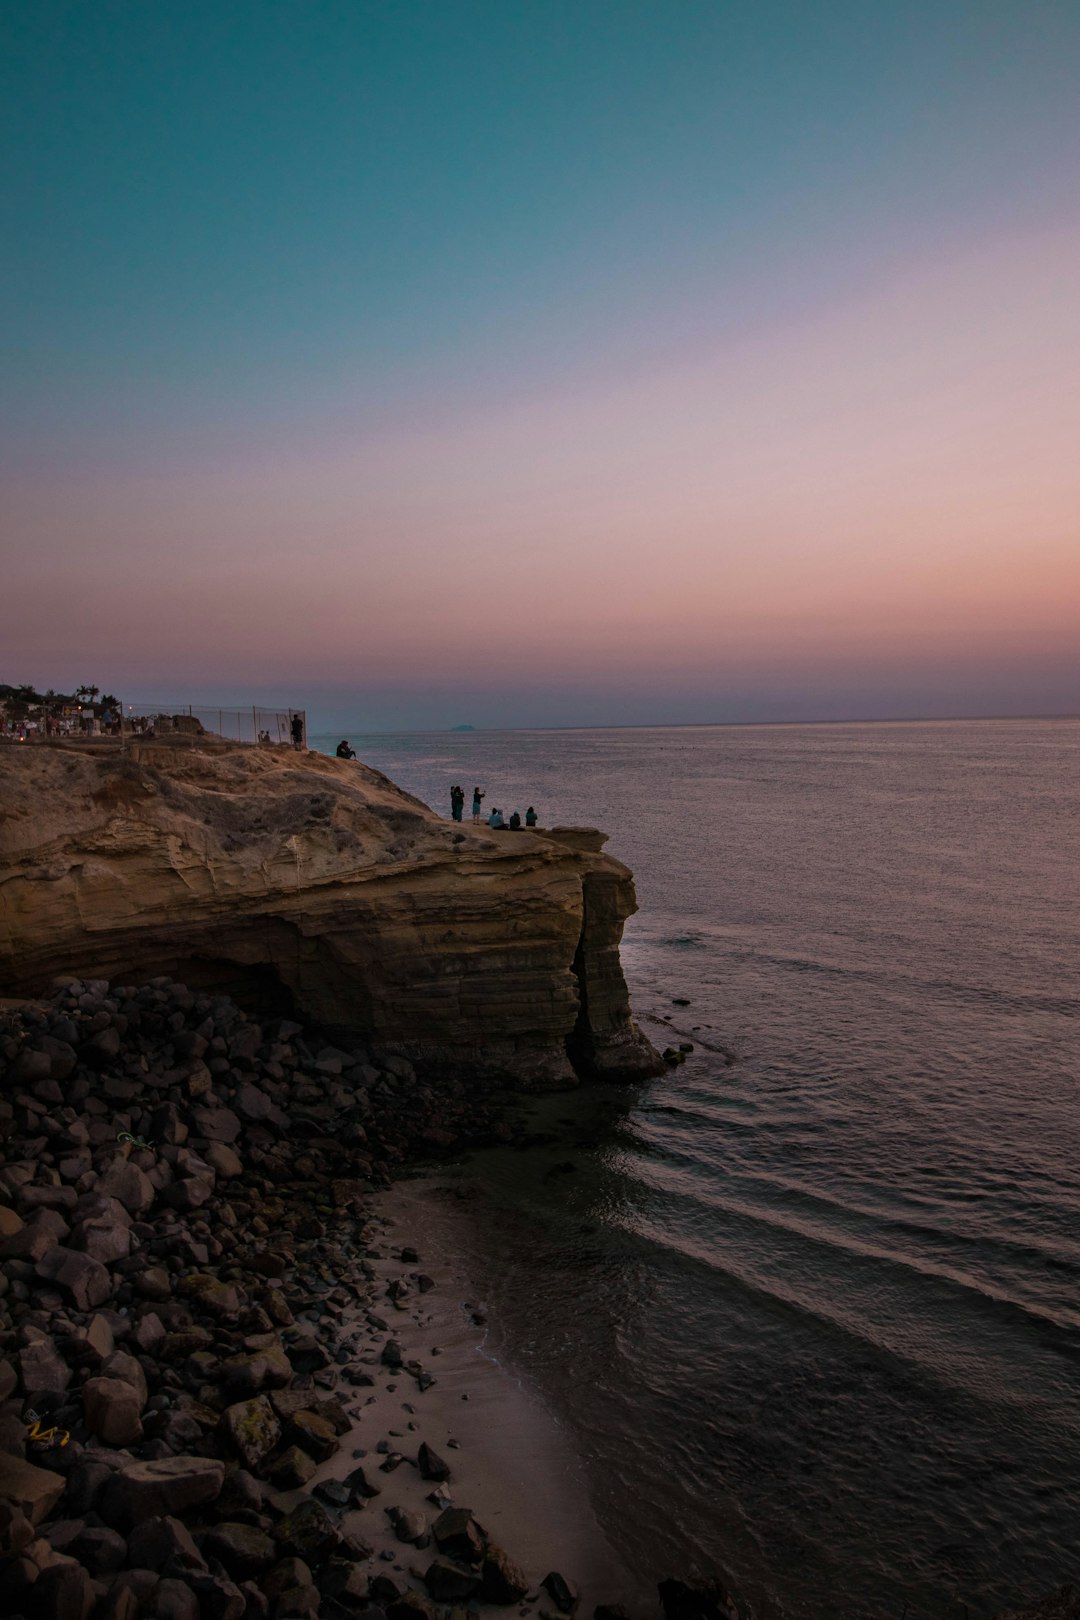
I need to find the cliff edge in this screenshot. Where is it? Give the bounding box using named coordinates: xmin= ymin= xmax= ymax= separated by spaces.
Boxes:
xmin=0 ymin=742 xmax=662 ymax=1089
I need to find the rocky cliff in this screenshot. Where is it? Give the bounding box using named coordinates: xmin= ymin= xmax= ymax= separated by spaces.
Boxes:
xmin=0 ymin=742 xmax=661 ymax=1089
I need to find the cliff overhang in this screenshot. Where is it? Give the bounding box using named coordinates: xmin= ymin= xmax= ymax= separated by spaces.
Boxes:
xmin=0 ymin=742 xmax=662 ymax=1090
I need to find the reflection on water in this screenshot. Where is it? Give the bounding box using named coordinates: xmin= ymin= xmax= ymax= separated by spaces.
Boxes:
xmin=317 ymin=720 xmax=1080 ymax=1618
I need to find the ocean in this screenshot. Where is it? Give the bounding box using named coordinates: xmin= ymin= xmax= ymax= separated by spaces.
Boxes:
xmin=312 ymin=720 xmax=1080 ymax=1618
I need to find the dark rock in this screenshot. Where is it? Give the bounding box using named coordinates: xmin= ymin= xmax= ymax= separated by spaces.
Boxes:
xmin=176 ymin=1273 xmax=242 ymax=1320
xmin=72 ymin=1216 xmax=131 ymax=1264
xmin=83 ymin=1375 xmax=143 ymax=1444
xmin=423 ymin=1558 xmax=480 ymax=1601
xmin=97 ymin=1159 xmax=156 ymax=1215
xmin=192 ymin=1107 xmax=242 ymax=1143
xmin=318 ymin=1557 xmax=373 ymax=1607
xmin=387 ymin=1505 xmax=427 ymax=1544
xmin=416 ymin=1441 xmax=450 ymax=1481
xmin=0 ymin=1452 xmax=66 ymax=1524
xmin=201 ymin=1520 xmax=277 ymax=1578
xmin=658 ymin=1578 xmax=733 ymax=1620
xmin=150 ymin=1577 xmax=201 ymax=1620
xmin=68 ymin=1523 xmax=128 ymax=1574
xmin=266 ymin=1447 xmax=315 ymax=1490
xmin=344 ymin=1463 xmax=381 ymax=1500
xmin=19 ymin=1337 xmax=72 ymax=1396
xmin=386 ymin=1594 xmax=436 ymax=1620
xmin=102 ymin=1455 xmax=225 ymax=1528
xmin=220 ymin=1396 xmax=281 ymax=1470
xmin=132 ymin=1312 xmax=166 ymax=1354
xmin=34 ymin=1246 xmax=111 ymax=1310
xmin=184 ymin=1568 xmax=246 ymax=1620
xmin=259 ymin=1556 xmax=314 ymax=1601
xmin=431 ymin=1507 xmax=484 ymax=1564
xmin=543 ymin=1571 xmax=581 ymax=1614
xmin=32 ymin=1560 xmax=95 ymax=1620
xmin=100 ymin=1572 xmax=157 ymax=1620
xmin=126 ymin=1514 xmax=207 ymax=1573
xmin=285 ymin=1408 xmax=338 ymax=1462
xmin=219 ymin=1346 xmax=292 ymax=1398
xmin=272 ymin=1496 xmax=339 ymax=1560
xmin=480 ymin=1543 xmax=530 ymax=1602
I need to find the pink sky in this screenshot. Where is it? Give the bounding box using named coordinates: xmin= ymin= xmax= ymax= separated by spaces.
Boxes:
xmin=7 ymin=226 xmax=1080 ymax=724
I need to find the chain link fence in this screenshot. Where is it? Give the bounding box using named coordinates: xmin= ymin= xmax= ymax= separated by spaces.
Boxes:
xmin=120 ymin=705 xmax=306 ymax=746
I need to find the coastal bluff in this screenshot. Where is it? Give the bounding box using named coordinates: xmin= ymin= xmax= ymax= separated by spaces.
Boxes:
xmin=0 ymin=742 xmax=662 ymax=1090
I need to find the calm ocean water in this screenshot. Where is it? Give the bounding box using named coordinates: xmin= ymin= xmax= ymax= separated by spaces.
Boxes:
xmin=313 ymin=720 xmax=1080 ymax=1618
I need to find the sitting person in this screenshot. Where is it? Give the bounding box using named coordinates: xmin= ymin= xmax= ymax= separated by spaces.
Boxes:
xmin=488 ymin=807 xmax=506 ymax=829
xmin=509 ymin=810 xmax=522 ymax=829
xmin=336 ymin=739 xmax=357 ymax=759
xmin=525 ymin=805 xmax=538 ymax=826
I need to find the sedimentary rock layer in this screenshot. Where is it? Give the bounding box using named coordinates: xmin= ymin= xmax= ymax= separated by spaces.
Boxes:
xmin=0 ymin=742 xmax=661 ymax=1088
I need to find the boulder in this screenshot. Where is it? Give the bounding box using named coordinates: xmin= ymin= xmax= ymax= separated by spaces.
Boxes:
xmin=192 ymin=1107 xmax=242 ymax=1144
xmin=220 ymin=1396 xmax=281 ymax=1470
xmin=72 ymin=1217 xmax=131 ymax=1264
xmin=266 ymin=1447 xmax=316 ymax=1490
xmin=102 ymin=1455 xmax=225 ymax=1527
xmin=658 ymin=1579 xmax=733 ymax=1620
xmin=34 ymin=1246 xmax=111 ymax=1310
xmin=284 ymin=1408 xmax=338 ymax=1462
xmin=101 ymin=1350 xmax=149 ymax=1406
xmin=417 ymin=1441 xmax=450 ymax=1481
xmin=150 ymin=1578 xmax=201 ymax=1620
xmin=480 ymin=1543 xmax=530 ymax=1602
xmin=272 ymin=1496 xmax=339 ymax=1560
xmin=97 ymin=1160 xmax=156 ymax=1215
xmin=0 ymin=1454 xmax=66 ymax=1525
xmin=83 ymin=1376 xmax=144 ymax=1445
xmin=177 ymin=1273 xmax=242 ymax=1320
xmin=543 ymin=1571 xmax=580 ymax=1613
xmin=32 ymin=1559 xmax=95 ymax=1620
xmin=424 ymin=1558 xmax=480 ymax=1601
xmin=126 ymin=1515 xmax=207 ymax=1573
xmin=200 ymin=1521 xmax=277 ymax=1578
xmin=19 ymin=1338 xmax=72 ymax=1397
xmin=203 ymin=1143 xmax=243 ymax=1179
xmin=432 ymin=1507 xmax=485 ymax=1564
xmin=219 ymin=1346 xmax=292 ymax=1398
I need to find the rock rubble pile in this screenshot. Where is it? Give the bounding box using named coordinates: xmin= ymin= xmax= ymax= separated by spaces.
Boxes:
xmin=0 ymin=976 xmax=582 ymax=1620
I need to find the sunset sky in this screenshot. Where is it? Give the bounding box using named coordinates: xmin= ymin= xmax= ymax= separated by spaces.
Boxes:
xmin=4 ymin=1 xmax=1079 ymax=729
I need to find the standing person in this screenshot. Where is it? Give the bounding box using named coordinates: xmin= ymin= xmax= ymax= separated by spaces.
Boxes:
xmin=290 ymin=713 xmax=304 ymax=751
xmin=525 ymin=806 xmax=538 ymax=827
xmin=471 ymin=786 xmax=485 ymax=822
xmin=450 ymin=784 xmax=465 ymax=822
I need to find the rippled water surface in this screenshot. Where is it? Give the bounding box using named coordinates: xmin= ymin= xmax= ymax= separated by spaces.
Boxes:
xmin=314 ymin=720 xmax=1080 ymax=1617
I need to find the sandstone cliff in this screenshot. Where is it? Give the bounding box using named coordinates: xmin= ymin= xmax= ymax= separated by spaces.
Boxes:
xmin=0 ymin=742 xmax=661 ymax=1089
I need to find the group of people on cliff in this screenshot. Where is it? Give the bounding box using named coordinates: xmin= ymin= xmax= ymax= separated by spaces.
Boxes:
xmin=450 ymin=785 xmax=538 ymax=829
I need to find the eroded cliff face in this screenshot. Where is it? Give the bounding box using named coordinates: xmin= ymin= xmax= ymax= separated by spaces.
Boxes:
xmin=0 ymin=742 xmax=662 ymax=1089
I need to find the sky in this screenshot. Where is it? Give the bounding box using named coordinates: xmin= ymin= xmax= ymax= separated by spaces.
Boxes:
xmin=3 ymin=0 xmax=1079 ymax=731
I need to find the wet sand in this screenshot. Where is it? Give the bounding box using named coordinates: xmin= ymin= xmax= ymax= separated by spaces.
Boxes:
xmin=308 ymin=1175 xmax=649 ymax=1615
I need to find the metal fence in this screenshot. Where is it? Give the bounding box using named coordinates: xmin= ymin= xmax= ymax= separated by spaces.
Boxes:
xmin=121 ymin=704 xmax=306 ymax=746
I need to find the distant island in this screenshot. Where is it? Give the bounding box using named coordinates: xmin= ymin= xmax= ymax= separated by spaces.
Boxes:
xmin=451 ymin=723 xmax=475 ymax=730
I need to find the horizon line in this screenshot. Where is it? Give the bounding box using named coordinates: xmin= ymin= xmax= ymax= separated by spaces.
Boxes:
xmin=311 ymin=710 xmax=1080 ymax=736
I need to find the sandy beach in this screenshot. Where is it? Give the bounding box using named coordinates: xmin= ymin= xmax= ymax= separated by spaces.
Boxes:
xmin=305 ymin=1177 xmax=648 ymax=1614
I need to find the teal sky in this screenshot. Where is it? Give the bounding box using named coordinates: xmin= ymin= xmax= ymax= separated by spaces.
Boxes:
xmin=4 ymin=2 xmax=1080 ymax=729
